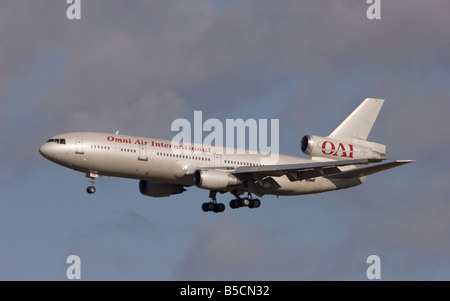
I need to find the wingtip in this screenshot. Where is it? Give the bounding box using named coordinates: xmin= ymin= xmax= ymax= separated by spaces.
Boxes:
xmin=395 ymin=160 xmax=415 ymax=164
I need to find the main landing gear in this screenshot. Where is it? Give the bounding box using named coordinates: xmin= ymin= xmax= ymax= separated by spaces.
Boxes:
xmin=86 ymin=172 xmax=99 ymax=194
xmin=201 ymin=191 xmax=261 ymax=213
xmin=229 ymin=196 xmax=261 ymax=209
xmin=202 ymin=191 xmax=226 ymax=213
xmin=202 ymin=202 xmax=226 ymax=213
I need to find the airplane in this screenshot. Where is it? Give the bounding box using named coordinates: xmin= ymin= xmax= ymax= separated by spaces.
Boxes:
xmin=39 ymin=98 xmax=413 ymax=213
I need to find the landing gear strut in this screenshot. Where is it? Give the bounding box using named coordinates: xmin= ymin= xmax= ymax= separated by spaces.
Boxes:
xmin=86 ymin=172 xmax=99 ymax=194
xmin=202 ymin=190 xmax=225 ymax=213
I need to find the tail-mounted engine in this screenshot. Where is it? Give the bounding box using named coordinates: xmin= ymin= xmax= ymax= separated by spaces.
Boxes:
xmin=301 ymin=135 xmax=386 ymax=160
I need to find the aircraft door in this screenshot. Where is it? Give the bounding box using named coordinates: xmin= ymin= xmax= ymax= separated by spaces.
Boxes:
xmin=214 ymin=154 xmax=221 ymax=167
xmin=76 ymin=139 xmax=84 ymax=154
xmin=138 ymin=145 xmax=148 ymax=161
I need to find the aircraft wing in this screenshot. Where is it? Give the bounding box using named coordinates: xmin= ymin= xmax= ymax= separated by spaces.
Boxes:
xmin=232 ymin=158 xmax=386 ymax=181
xmin=326 ymin=160 xmax=414 ymax=179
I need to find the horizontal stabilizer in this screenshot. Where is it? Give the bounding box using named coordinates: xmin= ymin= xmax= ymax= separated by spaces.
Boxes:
xmin=327 ymin=160 xmax=414 ymax=179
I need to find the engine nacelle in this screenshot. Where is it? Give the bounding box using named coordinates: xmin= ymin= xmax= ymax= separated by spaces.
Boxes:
xmin=139 ymin=180 xmax=185 ymax=197
xmin=193 ymin=169 xmax=241 ymax=190
xmin=301 ymin=135 xmax=386 ymax=160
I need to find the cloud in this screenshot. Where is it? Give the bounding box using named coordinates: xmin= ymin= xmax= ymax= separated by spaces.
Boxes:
xmin=66 ymin=210 xmax=162 ymax=280
xmin=1 ymin=0 xmax=450 ymax=280
xmin=173 ymin=216 xmax=299 ymax=280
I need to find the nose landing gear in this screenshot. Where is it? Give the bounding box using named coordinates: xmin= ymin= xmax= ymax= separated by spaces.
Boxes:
xmin=86 ymin=172 xmax=99 ymax=194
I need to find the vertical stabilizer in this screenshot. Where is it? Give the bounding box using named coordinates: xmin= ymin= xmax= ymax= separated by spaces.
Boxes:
xmin=329 ymin=98 xmax=384 ymax=142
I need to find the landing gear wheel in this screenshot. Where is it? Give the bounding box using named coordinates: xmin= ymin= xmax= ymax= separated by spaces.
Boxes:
xmin=214 ymin=203 xmax=225 ymax=213
xmin=86 ymin=186 xmax=96 ymax=194
xmin=202 ymin=202 xmax=210 ymax=212
xmin=241 ymin=197 xmax=251 ymax=207
xmin=207 ymin=202 xmax=215 ymax=212
xmin=230 ymin=199 xmax=239 ymax=209
xmin=202 ymin=202 xmax=225 ymax=213
xmin=249 ymin=198 xmax=261 ymax=208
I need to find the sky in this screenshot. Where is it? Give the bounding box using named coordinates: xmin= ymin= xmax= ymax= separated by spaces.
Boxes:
xmin=1 ymin=0 xmax=450 ymax=280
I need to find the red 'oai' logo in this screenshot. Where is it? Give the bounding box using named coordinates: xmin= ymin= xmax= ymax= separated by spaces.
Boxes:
xmin=320 ymin=141 xmax=354 ymax=158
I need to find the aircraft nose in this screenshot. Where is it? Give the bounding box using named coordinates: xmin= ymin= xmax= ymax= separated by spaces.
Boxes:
xmin=39 ymin=142 xmax=51 ymax=158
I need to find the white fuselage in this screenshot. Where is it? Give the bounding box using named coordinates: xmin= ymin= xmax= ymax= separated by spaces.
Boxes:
xmin=39 ymin=132 xmax=363 ymax=197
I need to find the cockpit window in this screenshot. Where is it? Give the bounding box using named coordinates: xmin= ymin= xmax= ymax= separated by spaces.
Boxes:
xmin=47 ymin=138 xmax=66 ymax=144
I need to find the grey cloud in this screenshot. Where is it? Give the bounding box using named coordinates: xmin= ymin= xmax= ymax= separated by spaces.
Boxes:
xmin=66 ymin=210 xmax=163 ymax=280
xmin=2 ymin=0 xmax=450 ymax=280
xmin=3 ymin=0 xmax=450 ymax=131
xmin=173 ymin=216 xmax=299 ymax=280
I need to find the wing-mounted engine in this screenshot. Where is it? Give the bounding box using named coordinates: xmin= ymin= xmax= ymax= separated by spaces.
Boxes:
xmin=139 ymin=180 xmax=186 ymax=197
xmin=193 ymin=169 xmax=241 ymax=190
xmin=301 ymin=135 xmax=386 ymax=160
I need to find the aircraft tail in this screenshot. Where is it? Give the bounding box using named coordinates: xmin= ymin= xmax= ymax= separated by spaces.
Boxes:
xmin=300 ymin=97 xmax=413 ymax=175
xmin=301 ymin=98 xmax=387 ymax=160
xmin=329 ymin=98 xmax=384 ymax=142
